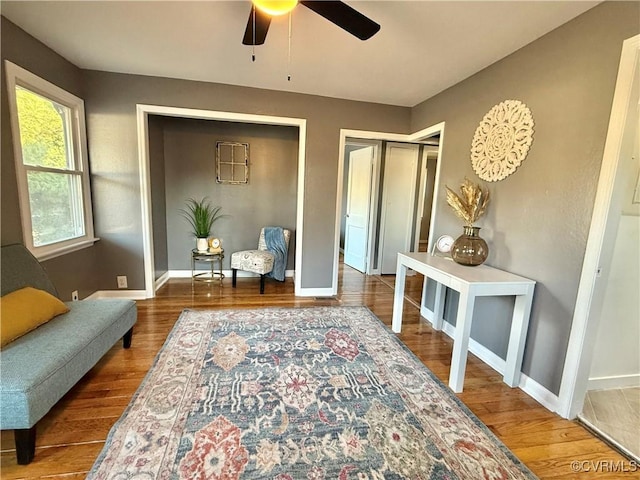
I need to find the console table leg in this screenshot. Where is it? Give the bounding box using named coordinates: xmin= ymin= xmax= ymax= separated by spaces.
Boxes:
xmin=432 ymin=282 xmax=446 ymax=331
xmin=504 ymin=285 xmax=535 ymax=387
xmin=392 ymin=259 xmax=407 ymax=333
xmin=449 ymin=287 xmax=475 ymax=393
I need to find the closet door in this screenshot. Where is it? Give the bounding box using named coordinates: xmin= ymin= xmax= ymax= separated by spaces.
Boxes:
xmin=344 ymin=146 xmax=375 ymax=273
xmin=379 ymin=143 xmax=419 ymax=274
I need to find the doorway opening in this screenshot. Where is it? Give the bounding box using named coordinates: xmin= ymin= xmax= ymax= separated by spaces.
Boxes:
xmin=136 ymin=105 xmax=307 ymax=298
xmin=558 ymin=35 xmax=639 ymax=459
xmin=333 ymin=124 xmax=445 ymax=292
xmin=576 ymin=40 xmax=640 ymax=459
xmin=340 ymin=141 xmax=380 ymax=274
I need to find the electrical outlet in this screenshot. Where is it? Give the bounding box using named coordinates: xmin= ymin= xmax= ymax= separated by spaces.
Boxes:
xmin=117 ymin=276 xmax=128 ymax=289
xmin=71 ymin=290 xmax=79 ymax=301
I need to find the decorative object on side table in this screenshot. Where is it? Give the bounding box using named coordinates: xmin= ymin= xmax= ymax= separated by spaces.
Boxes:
xmin=445 ymin=178 xmax=490 ymax=266
xmin=180 ymin=197 xmax=225 ymax=252
xmin=470 ymin=99 xmax=534 ymax=182
xmin=432 ymin=234 xmax=455 ymax=257
xmin=208 ymin=237 xmax=222 ymax=253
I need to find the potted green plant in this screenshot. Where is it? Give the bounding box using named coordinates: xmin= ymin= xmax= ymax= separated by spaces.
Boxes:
xmin=180 ymin=197 xmax=224 ymax=252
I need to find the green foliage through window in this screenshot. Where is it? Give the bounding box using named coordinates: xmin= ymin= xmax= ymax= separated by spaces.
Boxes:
xmin=16 ymin=87 xmax=71 ymax=169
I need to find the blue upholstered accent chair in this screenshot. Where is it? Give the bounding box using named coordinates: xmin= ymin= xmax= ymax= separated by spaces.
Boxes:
xmin=231 ymin=227 xmax=290 ymax=294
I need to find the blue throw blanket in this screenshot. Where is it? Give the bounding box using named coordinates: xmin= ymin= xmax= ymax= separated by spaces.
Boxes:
xmin=264 ymin=227 xmax=288 ymax=281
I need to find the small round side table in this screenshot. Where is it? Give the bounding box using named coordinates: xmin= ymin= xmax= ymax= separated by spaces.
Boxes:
xmin=191 ymin=249 xmax=224 ymax=285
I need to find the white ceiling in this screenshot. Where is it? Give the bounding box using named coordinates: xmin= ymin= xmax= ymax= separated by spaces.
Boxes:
xmin=1 ymin=1 xmax=599 ymax=107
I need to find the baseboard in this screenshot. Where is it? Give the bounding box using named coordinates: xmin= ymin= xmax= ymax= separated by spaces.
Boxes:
xmin=86 ymin=290 xmax=148 ymax=300
xmin=155 ymin=271 xmax=170 ymax=290
xmin=587 ymin=374 xmax=640 ymax=391
xmin=296 ymin=287 xmax=335 ymax=297
xmin=519 ymin=373 xmax=560 ymax=413
xmin=421 ymin=305 xmax=433 ymax=321
xmin=167 ymin=269 xmax=295 ymax=278
xmin=441 ymin=321 xmax=507 ymax=375
xmin=419 ymin=315 xmax=559 ymax=412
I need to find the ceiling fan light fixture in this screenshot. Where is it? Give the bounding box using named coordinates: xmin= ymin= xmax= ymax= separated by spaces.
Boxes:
xmin=252 ymin=0 xmax=298 ymax=16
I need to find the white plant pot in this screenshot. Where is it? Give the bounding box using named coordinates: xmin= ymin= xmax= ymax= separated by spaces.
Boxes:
xmin=196 ymin=237 xmax=209 ymax=252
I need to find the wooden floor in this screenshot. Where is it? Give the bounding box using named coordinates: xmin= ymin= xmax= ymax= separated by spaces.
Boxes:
xmin=1 ymin=264 xmax=636 ymax=479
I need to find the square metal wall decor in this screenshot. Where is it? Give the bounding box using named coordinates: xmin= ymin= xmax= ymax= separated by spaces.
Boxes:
xmin=216 ymin=141 xmax=249 ymax=184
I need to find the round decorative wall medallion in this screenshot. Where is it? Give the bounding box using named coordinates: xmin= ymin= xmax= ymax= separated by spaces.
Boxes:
xmin=470 ymin=99 xmax=534 ymax=182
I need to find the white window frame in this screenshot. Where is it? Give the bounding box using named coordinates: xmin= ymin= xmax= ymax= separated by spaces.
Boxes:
xmin=5 ymin=60 xmax=97 ymax=261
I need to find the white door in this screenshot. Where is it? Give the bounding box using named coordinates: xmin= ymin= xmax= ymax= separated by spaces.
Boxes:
xmin=344 ymin=146 xmax=374 ymax=272
xmin=379 ymin=143 xmax=419 ymax=274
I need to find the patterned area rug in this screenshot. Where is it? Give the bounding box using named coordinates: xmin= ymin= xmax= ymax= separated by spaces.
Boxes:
xmin=89 ymin=307 xmax=536 ymax=479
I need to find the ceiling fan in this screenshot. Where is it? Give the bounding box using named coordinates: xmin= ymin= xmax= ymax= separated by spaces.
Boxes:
xmin=242 ymin=0 xmax=381 ymax=46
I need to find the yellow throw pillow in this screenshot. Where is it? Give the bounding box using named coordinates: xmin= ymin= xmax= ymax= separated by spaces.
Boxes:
xmin=0 ymin=287 xmax=70 ymax=347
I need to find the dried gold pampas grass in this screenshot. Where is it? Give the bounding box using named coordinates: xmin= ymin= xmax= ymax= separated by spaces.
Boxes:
xmin=445 ymin=178 xmax=490 ymax=226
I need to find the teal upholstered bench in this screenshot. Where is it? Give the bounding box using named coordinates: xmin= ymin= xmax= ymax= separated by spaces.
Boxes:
xmin=0 ymin=244 xmax=137 ymax=465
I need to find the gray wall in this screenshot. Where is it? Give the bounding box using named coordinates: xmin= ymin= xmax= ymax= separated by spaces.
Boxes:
xmin=159 ymin=117 xmax=298 ymax=270
xmin=0 ymin=16 xmax=102 ymax=300
xmin=411 ymin=1 xmax=640 ymax=394
xmin=81 ymin=71 xmax=410 ymax=291
xmin=0 ymin=16 xmax=409 ymax=294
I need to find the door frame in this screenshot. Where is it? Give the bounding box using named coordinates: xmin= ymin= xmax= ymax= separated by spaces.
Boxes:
xmin=136 ymin=104 xmax=307 ymax=298
xmin=558 ymin=34 xmax=640 ymax=419
xmin=332 ymin=122 xmax=446 ymax=293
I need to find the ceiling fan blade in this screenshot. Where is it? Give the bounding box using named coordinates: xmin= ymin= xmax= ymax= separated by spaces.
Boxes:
xmin=300 ymin=1 xmax=380 ymax=40
xmin=242 ymin=7 xmax=272 ymax=45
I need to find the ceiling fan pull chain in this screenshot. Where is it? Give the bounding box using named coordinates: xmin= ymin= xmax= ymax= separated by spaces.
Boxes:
xmin=287 ymin=11 xmax=292 ymax=81
xmin=252 ymin=5 xmax=256 ymax=62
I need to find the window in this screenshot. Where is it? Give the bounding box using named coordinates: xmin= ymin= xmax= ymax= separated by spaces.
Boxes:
xmin=5 ymin=61 xmax=96 ymax=260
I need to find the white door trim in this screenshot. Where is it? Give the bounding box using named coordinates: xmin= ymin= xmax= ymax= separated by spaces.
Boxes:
xmin=558 ymin=34 xmax=640 ymax=419
xmin=333 ymin=123 xmax=446 ymax=294
xmin=136 ymin=104 xmax=307 ymax=297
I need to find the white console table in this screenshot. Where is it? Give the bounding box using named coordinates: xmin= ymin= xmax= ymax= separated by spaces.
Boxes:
xmin=392 ymin=252 xmax=535 ymax=393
